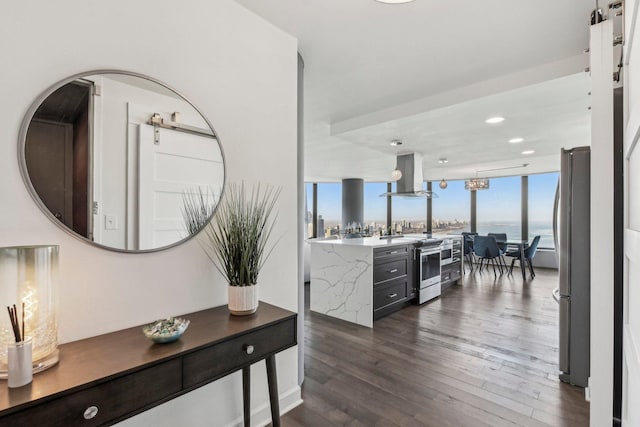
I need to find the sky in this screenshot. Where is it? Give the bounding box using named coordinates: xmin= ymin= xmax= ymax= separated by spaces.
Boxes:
xmin=307 ymin=172 xmax=559 ymax=223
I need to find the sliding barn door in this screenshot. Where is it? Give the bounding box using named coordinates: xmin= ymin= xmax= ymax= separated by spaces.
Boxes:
xmin=137 ymin=124 xmax=224 ymax=250
xmin=622 ymin=2 xmax=640 ymax=425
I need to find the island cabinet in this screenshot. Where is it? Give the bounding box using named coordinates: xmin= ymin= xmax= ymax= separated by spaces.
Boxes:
xmin=441 ymin=236 xmax=463 ymax=291
xmin=310 ymin=237 xmax=417 ymax=328
xmin=373 ymin=245 xmax=415 ymax=319
xmin=0 ymin=302 xmax=296 ymax=427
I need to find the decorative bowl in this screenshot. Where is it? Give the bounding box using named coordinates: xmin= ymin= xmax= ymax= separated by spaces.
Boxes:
xmin=142 ymin=317 xmax=190 ymax=344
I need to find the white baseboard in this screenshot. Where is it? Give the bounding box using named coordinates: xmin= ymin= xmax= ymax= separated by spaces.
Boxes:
xmin=224 ymin=385 xmax=303 ymax=427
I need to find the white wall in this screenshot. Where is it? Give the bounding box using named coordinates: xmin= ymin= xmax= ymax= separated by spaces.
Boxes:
xmin=531 ymin=249 xmax=558 ymax=269
xmin=0 ymin=1 xmax=299 ymax=426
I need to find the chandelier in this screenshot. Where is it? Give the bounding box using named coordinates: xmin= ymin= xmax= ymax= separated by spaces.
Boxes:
xmin=464 ymin=178 xmax=490 ymax=191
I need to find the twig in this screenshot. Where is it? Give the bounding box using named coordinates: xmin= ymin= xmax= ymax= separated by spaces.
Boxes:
xmin=22 ymin=302 xmax=25 ymax=342
xmin=6 ymin=305 xmax=22 ymax=343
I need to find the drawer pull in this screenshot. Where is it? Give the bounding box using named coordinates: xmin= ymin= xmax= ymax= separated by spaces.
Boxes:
xmin=389 ymin=251 xmax=398 ymax=255
xmin=83 ymin=406 xmax=99 ymax=420
xmin=387 ymin=293 xmax=398 ymax=298
xmin=389 ymin=269 xmax=398 ymax=273
xmin=245 ymin=344 xmax=255 ymax=355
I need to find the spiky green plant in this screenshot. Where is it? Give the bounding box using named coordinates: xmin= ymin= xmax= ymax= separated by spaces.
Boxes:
xmin=199 ymin=182 xmax=281 ymax=287
xmin=181 ymin=187 xmax=217 ymax=235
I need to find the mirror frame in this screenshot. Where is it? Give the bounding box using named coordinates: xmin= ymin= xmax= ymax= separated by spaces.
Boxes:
xmin=18 ymin=69 xmax=226 ymax=253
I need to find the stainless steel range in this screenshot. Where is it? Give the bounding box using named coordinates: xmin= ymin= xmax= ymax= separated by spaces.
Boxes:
xmin=416 ymin=239 xmax=442 ymax=304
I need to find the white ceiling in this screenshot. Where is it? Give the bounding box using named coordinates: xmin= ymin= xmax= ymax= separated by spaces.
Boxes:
xmin=235 ymin=0 xmax=594 ymax=182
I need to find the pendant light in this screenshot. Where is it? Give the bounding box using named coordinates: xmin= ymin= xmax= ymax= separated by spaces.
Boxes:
xmin=437 ymin=159 xmax=448 ymax=189
xmin=390 ymin=139 xmax=403 ymax=181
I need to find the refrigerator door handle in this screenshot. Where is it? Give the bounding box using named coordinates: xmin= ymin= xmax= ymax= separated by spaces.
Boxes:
xmin=552 ymin=287 xmax=560 ymax=304
xmin=558 ymin=149 xmax=572 ymax=296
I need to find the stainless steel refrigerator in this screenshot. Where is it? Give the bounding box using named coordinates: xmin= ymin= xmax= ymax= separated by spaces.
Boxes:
xmin=553 ymin=146 xmax=590 ymax=387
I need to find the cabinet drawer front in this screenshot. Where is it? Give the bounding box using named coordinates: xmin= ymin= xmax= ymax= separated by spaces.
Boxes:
xmin=0 ymin=359 xmax=182 ymax=427
xmin=183 ymin=318 xmax=295 ymax=389
xmin=373 ymin=258 xmax=407 ymax=284
xmin=441 ymin=270 xmax=451 ymax=283
xmin=373 ymin=245 xmax=408 ymax=260
xmin=374 ymin=278 xmax=408 ymax=310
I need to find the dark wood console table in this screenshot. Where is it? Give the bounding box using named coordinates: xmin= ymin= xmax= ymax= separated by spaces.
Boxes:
xmin=0 ymin=302 xmax=297 ymax=427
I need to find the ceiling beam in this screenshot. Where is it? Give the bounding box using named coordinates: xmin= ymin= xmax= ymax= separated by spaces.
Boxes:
xmin=331 ymin=54 xmax=588 ymax=136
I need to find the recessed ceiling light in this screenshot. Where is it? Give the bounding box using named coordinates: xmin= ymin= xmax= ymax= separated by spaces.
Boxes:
xmin=509 ymin=137 xmax=524 ymax=144
xmin=522 ymin=150 xmax=535 ymax=155
xmin=375 ymin=0 xmax=416 ymax=3
xmin=390 ymin=139 xmax=403 ymax=146
xmin=438 ymin=158 xmax=448 ymax=164
xmin=485 ymin=116 xmax=505 ymax=124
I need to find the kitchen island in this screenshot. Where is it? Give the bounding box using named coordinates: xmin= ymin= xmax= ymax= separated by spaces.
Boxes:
xmin=310 ymin=237 xmax=417 ymax=327
xmin=309 ymin=235 xmax=462 ymax=328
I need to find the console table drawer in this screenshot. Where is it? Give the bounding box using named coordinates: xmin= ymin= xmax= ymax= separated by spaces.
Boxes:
xmin=0 ymin=358 xmax=182 ymax=427
xmin=183 ymin=318 xmax=295 ymax=389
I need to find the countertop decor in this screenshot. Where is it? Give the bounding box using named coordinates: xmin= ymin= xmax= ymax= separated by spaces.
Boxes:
xmin=184 ymin=182 xmax=281 ymax=315
xmin=142 ymin=317 xmax=190 ymax=344
xmin=0 ymin=245 xmax=59 ymax=377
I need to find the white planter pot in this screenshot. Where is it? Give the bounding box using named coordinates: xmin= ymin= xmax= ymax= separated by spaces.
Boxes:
xmin=228 ymin=284 xmax=258 ymax=315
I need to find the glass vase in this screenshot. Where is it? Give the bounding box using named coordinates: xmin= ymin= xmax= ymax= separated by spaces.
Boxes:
xmin=0 ymin=245 xmax=59 ymax=377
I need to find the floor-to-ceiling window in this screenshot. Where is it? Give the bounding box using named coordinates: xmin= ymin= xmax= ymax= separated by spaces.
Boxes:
xmin=316 ymin=183 xmax=341 ymax=237
xmin=308 ymin=174 xmax=558 ymax=242
xmin=528 ymin=172 xmax=559 ymax=248
xmin=431 ymin=180 xmax=470 ymax=234
xmin=363 ymin=182 xmax=388 ymax=236
xmin=391 ymin=183 xmax=427 ymax=234
xmin=305 ymin=182 xmax=313 ymax=238
xmin=476 ymin=176 xmax=521 ymax=239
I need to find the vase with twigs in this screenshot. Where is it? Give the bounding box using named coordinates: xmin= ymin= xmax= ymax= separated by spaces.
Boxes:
xmin=182 ymin=182 xmax=281 ymax=315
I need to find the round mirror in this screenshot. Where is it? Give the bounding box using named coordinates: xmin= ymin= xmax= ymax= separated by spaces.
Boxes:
xmin=19 ymin=70 xmax=225 ymax=252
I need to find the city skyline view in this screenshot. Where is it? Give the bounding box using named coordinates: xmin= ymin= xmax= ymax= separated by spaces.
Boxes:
xmin=307 ymin=173 xmax=558 ymax=223
xmin=305 ymin=172 xmax=559 ymax=247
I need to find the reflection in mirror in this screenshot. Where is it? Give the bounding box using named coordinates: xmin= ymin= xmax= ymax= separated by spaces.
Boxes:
xmin=20 ymin=71 xmax=225 ymax=252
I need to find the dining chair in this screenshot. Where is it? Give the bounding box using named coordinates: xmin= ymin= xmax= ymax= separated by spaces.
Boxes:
xmin=461 ymin=232 xmax=478 ymax=273
xmin=473 ymin=235 xmax=503 ymax=277
xmin=462 ymin=234 xmax=474 ymax=273
xmin=488 ymin=232 xmax=508 ymax=270
xmin=506 ymin=235 xmax=541 ymax=279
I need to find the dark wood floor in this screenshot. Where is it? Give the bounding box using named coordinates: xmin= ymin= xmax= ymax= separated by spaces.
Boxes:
xmin=281 ymin=266 xmax=589 ymax=427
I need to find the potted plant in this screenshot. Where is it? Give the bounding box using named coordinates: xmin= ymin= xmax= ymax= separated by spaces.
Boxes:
xmin=182 ymin=183 xmax=281 ymax=315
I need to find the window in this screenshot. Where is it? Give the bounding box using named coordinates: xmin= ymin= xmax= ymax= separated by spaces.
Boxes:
xmin=528 ymin=172 xmax=559 ymax=248
xmin=431 ymin=180 xmax=470 ymax=234
xmin=305 ymin=183 xmax=313 ymax=238
xmin=363 ymin=182 xmax=388 ymax=236
xmin=476 ymin=176 xmax=521 ymax=240
xmin=391 ymin=183 xmax=427 ymax=234
xmin=316 ymin=183 xmax=342 ymax=237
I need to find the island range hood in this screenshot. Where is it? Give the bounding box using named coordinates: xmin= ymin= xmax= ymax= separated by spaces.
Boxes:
xmin=381 ymin=152 xmax=437 ymax=198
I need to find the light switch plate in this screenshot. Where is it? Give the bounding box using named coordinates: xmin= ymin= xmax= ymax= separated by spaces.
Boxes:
xmin=105 ymin=214 xmax=118 ymax=230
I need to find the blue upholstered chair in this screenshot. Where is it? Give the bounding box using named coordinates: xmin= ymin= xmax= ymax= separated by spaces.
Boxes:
xmin=461 ymin=232 xmax=478 ymax=273
xmin=473 ymin=235 xmax=503 ymax=277
xmin=507 ymin=235 xmax=541 ymax=279
xmin=488 ymin=232 xmax=508 ymax=270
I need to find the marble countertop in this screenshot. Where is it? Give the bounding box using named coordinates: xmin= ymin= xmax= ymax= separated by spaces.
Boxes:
xmin=403 ymin=233 xmax=463 ymax=240
xmin=308 ymin=233 xmax=463 ymax=248
xmin=309 ymin=236 xmax=419 ymax=247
